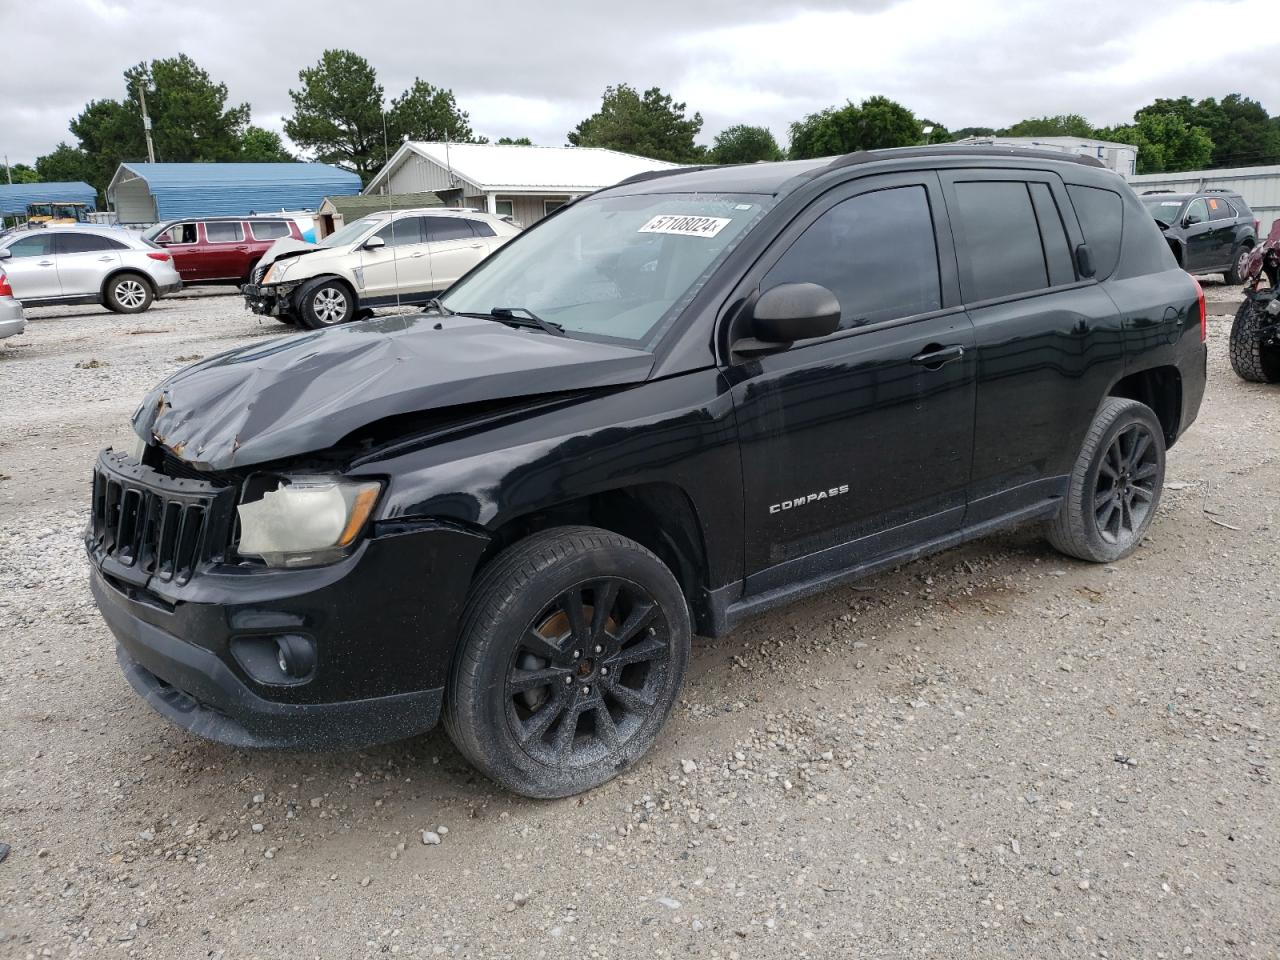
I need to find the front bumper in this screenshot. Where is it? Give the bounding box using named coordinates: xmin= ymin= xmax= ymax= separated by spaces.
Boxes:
xmin=242 ymin=282 xmax=294 ymax=317
xmin=86 ymin=451 xmax=490 ymax=750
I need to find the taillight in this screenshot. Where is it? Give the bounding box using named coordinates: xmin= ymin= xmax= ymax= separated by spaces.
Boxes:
xmin=1194 ymin=277 xmax=1206 ymax=342
xmin=0 ymin=273 xmax=11 ymax=298
xmin=147 ymin=252 xmax=171 ymax=262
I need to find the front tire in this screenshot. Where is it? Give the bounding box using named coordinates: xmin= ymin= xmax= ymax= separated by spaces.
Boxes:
xmin=1046 ymin=397 xmax=1166 ymax=563
xmin=1229 ymin=298 xmax=1280 ymax=382
xmin=296 ymin=277 xmax=355 ymax=329
xmin=444 ymin=527 xmax=690 ymax=799
xmin=104 ymin=273 xmax=154 ymax=314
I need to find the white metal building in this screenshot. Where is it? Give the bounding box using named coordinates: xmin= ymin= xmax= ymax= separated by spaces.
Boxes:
xmin=363 ymin=142 xmax=682 ymax=226
xmin=1127 ymin=165 xmax=1280 ymax=235
xmin=953 ymin=136 xmax=1138 ymax=177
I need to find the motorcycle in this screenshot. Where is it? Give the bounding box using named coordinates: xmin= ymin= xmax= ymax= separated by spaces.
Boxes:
xmin=1231 ymin=220 xmax=1280 ymax=382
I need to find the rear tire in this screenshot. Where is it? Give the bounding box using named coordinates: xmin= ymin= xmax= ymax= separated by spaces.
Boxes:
xmin=1046 ymin=397 xmax=1166 ymax=563
xmin=1229 ymin=298 xmax=1280 ymax=383
xmin=1226 ymin=243 xmax=1253 ymax=285
xmin=444 ymin=526 xmax=690 ymax=799
xmin=296 ymin=277 xmax=355 ymax=329
xmin=104 ymin=273 xmax=154 ymax=314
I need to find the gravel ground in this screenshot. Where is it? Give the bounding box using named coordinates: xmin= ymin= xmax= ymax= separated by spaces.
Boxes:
xmin=0 ymin=283 xmax=1276 ymax=960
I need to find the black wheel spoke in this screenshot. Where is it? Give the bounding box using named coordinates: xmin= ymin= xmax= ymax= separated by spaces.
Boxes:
xmin=1120 ymin=496 xmax=1133 ymax=533
xmin=1096 ymin=500 xmax=1117 ymax=530
xmin=603 ymin=678 xmax=655 ymax=713
xmin=1131 ymin=485 xmax=1154 ymax=503
xmin=594 ymin=703 xmax=622 ymax=753
xmin=614 ymin=600 xmax=657 ymax=646
xmin=509 ymin=665 xmax=567 ymax=693
xmin=1093 ymin=488 xmax=1114 ymax=511
xmin=561 ymin=590 xmax=589 ymax=645
xmin=519 ymin=694 xmax=567 ymax=744
xmin=1130 ymin=431 xmax=1151 ymax=467
xmin=1134 ymin=462 xmax=1160 ymax=481
xmin=611 ymin=636 xmax=666 ymax=669
xmin=552 ymin=693 xmax=585 ymax=763
xmin=520 ymin=627 xmax=569 ymax=665
xmin=590 ymin=580 xmax=620 ymax=644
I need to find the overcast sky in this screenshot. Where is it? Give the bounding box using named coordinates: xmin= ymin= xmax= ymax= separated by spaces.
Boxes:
xmin=5 ymin=0 xmax=1280 ymax=165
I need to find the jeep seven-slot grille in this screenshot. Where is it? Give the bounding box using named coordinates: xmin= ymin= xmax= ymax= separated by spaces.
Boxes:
xmin=90 ymin=452 xmax=230 ymax=586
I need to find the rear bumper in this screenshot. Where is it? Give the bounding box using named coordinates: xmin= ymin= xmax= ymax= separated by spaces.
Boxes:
xmin=155 ymin=278 xmax=183 ymax=297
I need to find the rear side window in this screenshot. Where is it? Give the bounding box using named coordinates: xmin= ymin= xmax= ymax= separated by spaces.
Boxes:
xmin=467 ymin=219 xmax=497 ymax=238
xmin=1067 ymin=185 xmax=1123 ymax=279
xmin=55 ymin=233 xmax=127 ymax=254
xmin=953 ymin=181 xmax=1047 ymax=301
xmin=763 ymin=185 xmax=941 ymax=329
xmin=205 ymin=221 xmax=244 ymax=242
xmin=423 ymin=217 xmax=475 ymax=242
xmin=250 ymin=220 xmax=292 ymax=241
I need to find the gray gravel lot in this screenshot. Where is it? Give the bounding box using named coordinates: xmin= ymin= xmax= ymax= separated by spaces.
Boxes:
xmin=0 ymin=284 xmax=1276 ymax=959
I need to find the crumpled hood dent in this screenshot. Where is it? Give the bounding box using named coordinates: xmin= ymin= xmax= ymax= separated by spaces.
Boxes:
xmin=134 ymin=314 xmax=655 ymax=471
xmin=257 ymin=236 xmax=321 ymax=271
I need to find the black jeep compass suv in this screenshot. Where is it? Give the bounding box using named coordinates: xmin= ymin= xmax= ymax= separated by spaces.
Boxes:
xmin=87 ymin=146 xmax=1207 ymax=798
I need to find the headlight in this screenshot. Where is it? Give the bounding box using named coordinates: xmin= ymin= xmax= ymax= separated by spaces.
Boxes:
xmin=236 ymin=476 xmax=381 ymax=568
xmin=267 ymin=259 xmax=297 ymax=283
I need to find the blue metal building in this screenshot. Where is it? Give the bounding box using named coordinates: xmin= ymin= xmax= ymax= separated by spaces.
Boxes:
xmin=108 ymin=162 xmax=362 ymax=224
xmin=0 ymin=181 xmax=97 ymax=217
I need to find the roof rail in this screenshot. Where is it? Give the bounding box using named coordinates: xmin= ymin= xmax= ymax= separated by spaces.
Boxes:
xmin=1202 ymin=188 xmax=1240 ymax=194
xmin=824 ymin=144 xmax=1106 ymax=173
xmin=613 ymin=164 xmax=722 ymax=188
xmin=1142 ymin=190 xmax=1176 ymax=195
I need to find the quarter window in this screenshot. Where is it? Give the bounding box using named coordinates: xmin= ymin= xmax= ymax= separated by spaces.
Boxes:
xmin=467 ymin=219 xmax=497 ymax=238
xmin=5 ymin=234 xmax=53 ymax=258
xmin=1066 ymin=185 xmax=1124 ymax=279
xmin=205 ymin=221 xmax=244 ymax=242
xmin=763 ymin=185 xmax=941 ymax=330
xmin=953 ymin=180 xmax=1048 ymax=301
xmin=250 ymin=220 xmax=292 ymax=240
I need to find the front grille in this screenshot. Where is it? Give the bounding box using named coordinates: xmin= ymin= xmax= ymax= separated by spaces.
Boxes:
xmin=90 ymin=451 xmax=234 ymax=586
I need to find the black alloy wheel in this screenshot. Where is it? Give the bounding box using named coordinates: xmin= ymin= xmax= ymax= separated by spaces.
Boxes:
xmin=1092 ymin=422 xmax=1159 ymax=545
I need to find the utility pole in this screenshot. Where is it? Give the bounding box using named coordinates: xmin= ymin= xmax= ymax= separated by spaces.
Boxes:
xmin=138 ymin=79 xmax=157 ymax=164
xmin=3 ymin=155 xmax=11 ymax=185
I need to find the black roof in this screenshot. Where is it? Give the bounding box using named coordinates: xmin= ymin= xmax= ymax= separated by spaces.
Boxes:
xmin=607 ymin=145 xmax=1109 ymax=198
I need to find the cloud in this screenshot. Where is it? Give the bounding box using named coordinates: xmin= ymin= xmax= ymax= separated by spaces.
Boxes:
xmin=4 ymin=0 xmax=1279 ymax=164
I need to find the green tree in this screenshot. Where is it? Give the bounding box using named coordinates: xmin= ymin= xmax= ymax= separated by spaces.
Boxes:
xmin=951 ymin=126 xmax=997 ymax=139
xmin=1100 ymin=113 xmax=1213 ymax=173
xmin=496 ymin=136 xmax=533 ymax=145
xmin=708 ymin=124 xmax=783 ymax=164
xmin=239 ymin=126 xmax=293 ymax=162
xmin=1135 ymin=94 xmax=1280 ymax=168
xmin=919 ymin=119 xmax=951 ymax=143
xmin=788 ymin=96 xmax=921 ymax=159
xmin=1000 ymin=114 xmax=1094 ymax=137
xmin=35 ymin=144 xmax=93 ymax=183
xmin=0 ymin=162 xmax=39 ymax=184
xmin=123 ymin=54 xmax=250 ymax=163
xmin=568 ymin=84 xmax=703 ymax=163
xmin=388 ymin=79 xmax=475 ymax=144
xmin=285 ymin=49 xmax=387 ymax=183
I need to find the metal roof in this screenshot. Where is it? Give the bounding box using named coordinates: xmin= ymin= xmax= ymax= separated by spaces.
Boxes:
xmin=365 ymin=142 xmax=683 ymax=195
xmin=108 ymin=163 xmax=361 ymax=220
xmin=0 ymin=181 xmax=96 ymax=216
xmin=319 ymin=192 xmax=443 ymax=216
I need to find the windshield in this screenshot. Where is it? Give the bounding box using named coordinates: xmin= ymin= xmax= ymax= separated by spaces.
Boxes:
xmin=319 ymin=216 xmax=381 ymax=248
xmin=441 ymin=192 xmax=770 ymax=343
xmin=1142 ymin=197 xmax=1185 ymax=225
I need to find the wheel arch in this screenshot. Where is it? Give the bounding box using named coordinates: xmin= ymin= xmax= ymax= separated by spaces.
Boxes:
xmin=477 ymin=481 xmax=714 ymax=633
xmin=1108 ymin=364 xmax=1183 ymax=447
xmin=99 ymin=267 xmax=156 ymax=302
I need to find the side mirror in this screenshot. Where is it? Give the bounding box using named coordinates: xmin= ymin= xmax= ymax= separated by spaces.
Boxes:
xmin=748 ymin=283 xmax=841 ymax=346
xmin=1075 ymin=243 xmax=1095 ymax=278
xmin=363 ymin=236 xmax=386 ymax=251
xmin=0 ymin=248 xmax=10 ymax=261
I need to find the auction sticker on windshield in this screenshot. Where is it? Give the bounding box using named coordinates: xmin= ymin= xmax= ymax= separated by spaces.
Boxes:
xmin=639 ymin=214 xmax=732 ymax=238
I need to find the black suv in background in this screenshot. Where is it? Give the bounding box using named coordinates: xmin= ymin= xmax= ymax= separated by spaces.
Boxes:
xmin=87 ymin=146 xmax=1207 ymax=798
xmin=1141 ymin=189 xmax=1258 ymax=283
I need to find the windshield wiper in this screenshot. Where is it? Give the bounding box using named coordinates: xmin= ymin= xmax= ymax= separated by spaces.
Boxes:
xmin=453 ymin=306 xmax=564 ymax=335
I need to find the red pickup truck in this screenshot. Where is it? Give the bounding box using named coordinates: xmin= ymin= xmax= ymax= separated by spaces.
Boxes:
xmin=142 ymin=217 xmax=303 ymax=286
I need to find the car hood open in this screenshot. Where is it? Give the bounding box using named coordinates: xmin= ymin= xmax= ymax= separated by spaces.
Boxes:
xmin=133 ymin=313 xmax=656 ymax=470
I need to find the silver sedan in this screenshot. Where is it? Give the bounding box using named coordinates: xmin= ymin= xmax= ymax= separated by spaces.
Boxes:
xmin=0 ymin=226 xmax=182 ymax=314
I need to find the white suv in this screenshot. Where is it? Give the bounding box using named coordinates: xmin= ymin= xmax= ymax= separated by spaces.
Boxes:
xmin=243 ymin=208 xmax=520 ymax=328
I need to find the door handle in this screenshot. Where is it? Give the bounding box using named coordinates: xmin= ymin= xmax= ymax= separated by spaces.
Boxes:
xmin=469 ymin=243 xmax=483 ymax=249
xmin=97 ymin=255 xmax=114 ymax=261
xmin=410 ymin=251 xmax=426 ymax=258
xmin=910 ymin=343 xmax=966 ymax=369
xmin=38 ymin=260 xmax=54 ymax=266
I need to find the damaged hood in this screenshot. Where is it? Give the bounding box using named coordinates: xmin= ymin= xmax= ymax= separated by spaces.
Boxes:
xmin=134 ymin=313 xmax=655 ymax=470
xmin=257 ymin=236 xmax=321 ymax=271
